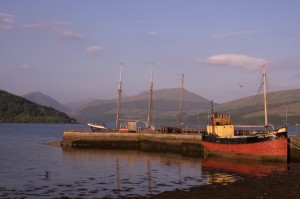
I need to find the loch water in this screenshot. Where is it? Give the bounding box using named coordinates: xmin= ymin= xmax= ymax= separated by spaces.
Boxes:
xmin=0 ymin=123 xmax=299 ymax=198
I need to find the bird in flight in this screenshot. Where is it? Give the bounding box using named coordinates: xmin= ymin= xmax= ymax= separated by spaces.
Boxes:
xmin=238 ymin=83 xmax=244 ymax=88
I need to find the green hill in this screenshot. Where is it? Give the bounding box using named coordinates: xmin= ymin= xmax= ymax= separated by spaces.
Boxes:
xmin=202 ymin=89 xmax=300 ymax=125
xmin=0 ymin=90 xmax=76 ymax=123
xmin=22 ymin=91 xmax=70 ymax=113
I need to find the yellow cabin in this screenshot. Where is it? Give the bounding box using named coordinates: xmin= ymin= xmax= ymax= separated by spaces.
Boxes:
xmin=206 ymin=113 xmax=234 ymax=137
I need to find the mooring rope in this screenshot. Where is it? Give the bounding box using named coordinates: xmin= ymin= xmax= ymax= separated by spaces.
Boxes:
xmin=277 ymin=136 xmax=300 ymax=150
xmin=290 ymin=138 xmax=300 ymax=148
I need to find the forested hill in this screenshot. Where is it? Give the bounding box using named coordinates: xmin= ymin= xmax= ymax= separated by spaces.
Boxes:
xmin=0 ymin=90 xmax=75 ymax=123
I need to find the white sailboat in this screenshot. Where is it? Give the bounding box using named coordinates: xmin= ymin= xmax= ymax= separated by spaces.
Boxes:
xmin=87 ymin=123 xmax=107 ymax=132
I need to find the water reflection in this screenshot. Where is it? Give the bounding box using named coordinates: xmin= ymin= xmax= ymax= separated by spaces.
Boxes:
xmin=1 ymin=146 xmax=289 ymax=198
xmin=202 ymin=156 xmax=288 ymax=178
xmin=61 ymin=148 xmax=208 ymax=198
xmin=60 ymin=148 xmax=289 ymax=198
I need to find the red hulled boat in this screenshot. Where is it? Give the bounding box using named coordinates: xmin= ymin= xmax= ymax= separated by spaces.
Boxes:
xmin=202 ymin=66 xmax=288 ymax=162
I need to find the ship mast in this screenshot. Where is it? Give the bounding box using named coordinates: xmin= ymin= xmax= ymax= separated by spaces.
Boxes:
xmin=178 ymin=74 xmax=184 ymax=128
xmin=211 ymin=100 xmax=215 ymax=134
xmin=147 ymin=67 xmax=153 ymax=128
xmin=263 ymin=65 xmax=268 ymax=131
xmin=115 ymin=63 xmax=123 ymax=129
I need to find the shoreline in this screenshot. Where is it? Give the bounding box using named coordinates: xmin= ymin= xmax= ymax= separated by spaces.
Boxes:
xmin=143 ymin=163 xmax=300 ymax=199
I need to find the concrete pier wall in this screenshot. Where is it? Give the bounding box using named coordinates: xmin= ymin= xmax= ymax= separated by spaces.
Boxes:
xmin=62 ymin=131 xmax=300 ymax=161
xmin=62 ymin=131 xmax=204 ymax=157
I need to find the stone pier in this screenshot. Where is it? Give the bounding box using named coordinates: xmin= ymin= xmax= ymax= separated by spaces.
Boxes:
xmin=62 ymin=131 xmax=205 ymax=157
xmin=61 ymin=131 xmax=300 ymax=162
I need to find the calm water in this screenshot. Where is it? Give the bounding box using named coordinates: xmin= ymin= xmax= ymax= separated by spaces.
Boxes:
xmin=0 ymin=123 xmax=298 ymax=198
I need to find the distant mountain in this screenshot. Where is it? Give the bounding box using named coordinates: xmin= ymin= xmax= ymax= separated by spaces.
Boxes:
xmin=64 ymin=98 xmax=98 ymax=115
xmin=0 ymin=90 xmax=75 ymax=123
xmin=71 ymin=88 xmax=214 ymax=123
xmin=17 ymin=87 xmax=300 ymax=125
xmin=23 ymin=91 xmax=70 ymax=113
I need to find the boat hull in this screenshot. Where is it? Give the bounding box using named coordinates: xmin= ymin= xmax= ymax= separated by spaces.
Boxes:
xmin=87 ymin=123 xmax=107 ymax=132
xmin=202 ymin=135 xmax=288 ymax=162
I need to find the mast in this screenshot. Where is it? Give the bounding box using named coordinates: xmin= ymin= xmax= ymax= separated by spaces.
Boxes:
xmin=211 ymin=100 xmax=215 ymax=134
xmin=147 ymin=67 xmax=153 ymax=128
xmin=263 ymin=65 xmax=268 ymax=131
xmin=115 ymin=63 xmax=123 ymax=129
xmin=178 ymin=74 xmax=184 ymax=128
xmin=285 ymin=106 xmax=288 ymax=126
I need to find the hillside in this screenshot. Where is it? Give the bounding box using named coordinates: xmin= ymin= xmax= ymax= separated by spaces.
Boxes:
xmin=0 ymin=90 xmax=75 ymax=123
xmin=69 ymin=88 xmax=300 ymax=125
xmin=71 ymin=88 xmax=214 ymax=123
xmin=209 ymin=88 xmax=300 ymax=125
xmin=64 ymin=98 xmax=98 ymax=114
xmin=23 ymin=91 xmax=70 ymax=113
xmin=15 ymin=87 xmax=300 ymax=125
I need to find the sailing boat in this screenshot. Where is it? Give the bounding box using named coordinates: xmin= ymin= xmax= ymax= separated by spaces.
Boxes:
xmin=201 ymin=66 xmax=288 ymax=162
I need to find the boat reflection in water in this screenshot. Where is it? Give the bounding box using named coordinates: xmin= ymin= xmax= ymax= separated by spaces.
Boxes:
xmin=202 ymin=156 xmax=288 ymax=185
xmin=60 ymin=148 xmax=288 ymax=198
xmin=61 ymin=148 xmax=208 ymax=198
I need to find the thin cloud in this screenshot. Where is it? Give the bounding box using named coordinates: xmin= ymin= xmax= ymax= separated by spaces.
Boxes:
xmin=60 ymin=31 xmax=85 ymax=40
xmin=19 ymin=20 xmax=72 ymax=30
xmin=148 ymin=31 xmax=158 ymax=36
xmin=20 ymin=64 xmax=28 ymax=69
xmin=85 ymin=45 xmax=106 ymax=54
xmin=214 ymin=30 xmax=256 ymax=38
xmin=0 ymin=12 xmax=16 ymax=30
xmin=286 ymin=38 xmax=296 ymax=43
xmin=200 ymin=54 xmax=270 ymax=70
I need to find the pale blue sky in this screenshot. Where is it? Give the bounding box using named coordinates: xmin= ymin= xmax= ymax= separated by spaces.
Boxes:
xmin=1 ymin=0 xmax=300 ymax=103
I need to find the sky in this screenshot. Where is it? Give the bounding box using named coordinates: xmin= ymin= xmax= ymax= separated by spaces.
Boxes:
xmin=1 ymin=0 xmax=300 ymax=103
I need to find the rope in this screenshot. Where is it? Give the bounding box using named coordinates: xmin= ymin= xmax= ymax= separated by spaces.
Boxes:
xmin=276 ymin=136 xmax=300 ymax=150
xmin=290 ymin=138 xmax=300 ymax=147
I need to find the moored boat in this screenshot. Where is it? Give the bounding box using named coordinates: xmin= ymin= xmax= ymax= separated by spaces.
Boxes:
xmin=202 ymin=66 xmax=288 ymax=162
xmin=87 ymin=123 xmax=107 ymax=132
xmin=202 ymin=113 xmax=288 ymax=161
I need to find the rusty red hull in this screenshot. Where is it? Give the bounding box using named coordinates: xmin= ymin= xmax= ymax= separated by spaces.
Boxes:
xmin=202 ymin=137 xmax=288 ymax=162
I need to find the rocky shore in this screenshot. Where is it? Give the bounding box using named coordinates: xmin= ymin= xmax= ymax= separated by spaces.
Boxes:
xmin=144 ymin=163 xmax=300 ymax=199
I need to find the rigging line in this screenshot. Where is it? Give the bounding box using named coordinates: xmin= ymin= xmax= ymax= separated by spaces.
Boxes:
xmin=251 ymin=79 xmax=263 ymax=105
xmin=248 ymin=68 xmax=264 ymax=109
xmin=277 ymin=137 xmax=300 ymax=150
xmin=265 ymin=75 xmax=276 ymax=105
xmin=290 ymin=138 xmax=300 ymax=147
